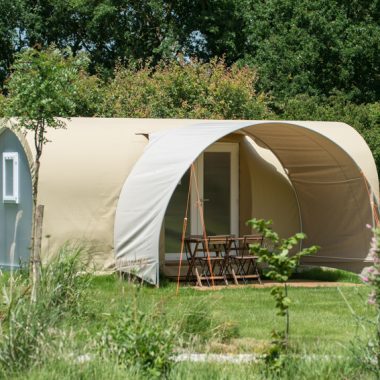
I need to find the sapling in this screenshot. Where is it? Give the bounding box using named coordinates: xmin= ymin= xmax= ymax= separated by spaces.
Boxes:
xmin=5 ymin=46 xmax=88 ymax=301
xmin=247 ymin=218 xmax=319 ymax=346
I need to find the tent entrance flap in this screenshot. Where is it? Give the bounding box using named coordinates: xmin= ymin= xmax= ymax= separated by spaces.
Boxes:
xmin=114 ymin=121 xmax=377 ymax=285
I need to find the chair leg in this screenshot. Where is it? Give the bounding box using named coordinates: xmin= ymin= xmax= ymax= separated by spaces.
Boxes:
xmin=253 ymin=261 xmax=262 ymax=284
xmin=231 ymin=268 xmax=239 ymax=285
xmin=195 ymin=267 xmax=203 ymax=287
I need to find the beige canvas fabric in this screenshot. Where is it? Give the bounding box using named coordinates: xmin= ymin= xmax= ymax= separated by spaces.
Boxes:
xmin=115 ymin=121 xmax=378 ymax=284
xmin=243 ymin=122 xmax=376 ymax=272
xmin=0 ymin=118 xmax=377 ymax=283
xmin=21 ymin=118 xmax=206 ymax=267
xmin=115 ymin=120 xmax=378 ymax=284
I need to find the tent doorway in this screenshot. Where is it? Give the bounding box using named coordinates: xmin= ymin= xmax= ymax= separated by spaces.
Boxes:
xmin=165 ymin=142 xmax=239 ymax=259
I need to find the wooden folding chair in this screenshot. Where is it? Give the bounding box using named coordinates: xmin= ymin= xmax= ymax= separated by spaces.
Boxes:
xmin=199 ymin=235 xmax=232 ymax=286
xmin=230 ymin=234 xmax=262 ymax=285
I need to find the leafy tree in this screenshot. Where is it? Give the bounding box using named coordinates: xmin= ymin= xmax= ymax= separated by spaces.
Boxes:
xmin=5 ymin=46 xmax=88 ymax=300
xmin=18 ymin=0 xmax=185 ymax=76
xmin=237 ymin=0 xmax=380 ymax=103
xmin=0 ymin=0 xmax=23 ymax=87
xmin=0 ymin=0 xmax=378 ymax=107
xmin=176 ymin=0 xmax=247 ymax=65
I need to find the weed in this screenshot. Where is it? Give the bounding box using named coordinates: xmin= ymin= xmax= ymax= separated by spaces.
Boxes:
xmin=98 ymin=303 xmax=175 ymax=378
xmin=178 ymin=300 xmax=239 ymax=346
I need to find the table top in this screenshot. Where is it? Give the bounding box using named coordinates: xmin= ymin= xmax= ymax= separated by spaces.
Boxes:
xmin=184 ymin=234 xmax=263 ymax=243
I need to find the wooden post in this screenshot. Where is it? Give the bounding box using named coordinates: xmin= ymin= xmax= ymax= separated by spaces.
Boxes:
xmin=31 ymin=204 xmax=44 ymax=303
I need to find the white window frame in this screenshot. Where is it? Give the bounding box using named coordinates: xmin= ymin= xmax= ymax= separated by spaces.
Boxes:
xmin=3 ymin=152 xmax=19 ymax=203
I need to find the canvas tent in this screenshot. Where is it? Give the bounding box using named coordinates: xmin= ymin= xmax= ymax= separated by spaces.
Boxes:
xmin=0 ymin=118 xmax=377 ymax=285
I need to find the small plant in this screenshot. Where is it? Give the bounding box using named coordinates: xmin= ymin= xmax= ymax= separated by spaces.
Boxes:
xmin=247 ymin=219 xmax=319 ymax=347
xmin=98 ymin=302 xmax=175 ymax=378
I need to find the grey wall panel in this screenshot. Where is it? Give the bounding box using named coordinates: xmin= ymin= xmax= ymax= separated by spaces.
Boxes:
xmin=0 ymin=129 xmax=32 ymax=268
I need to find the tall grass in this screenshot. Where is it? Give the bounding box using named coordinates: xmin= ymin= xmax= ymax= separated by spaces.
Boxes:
xmin=39 ymin=244 xmax=92 ymax=315
xmin=0 ymin=243 xmax=92 ymax=375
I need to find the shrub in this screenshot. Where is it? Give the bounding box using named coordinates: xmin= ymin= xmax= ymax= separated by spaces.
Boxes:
xmin=248 ymin=219 xmax=319 ymax=342
xmin=100 ymin=57 xmax=271 ymax=120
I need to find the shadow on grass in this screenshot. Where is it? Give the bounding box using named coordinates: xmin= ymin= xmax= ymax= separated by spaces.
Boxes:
xmin=290 ymin=266 xmax=361 ymax=283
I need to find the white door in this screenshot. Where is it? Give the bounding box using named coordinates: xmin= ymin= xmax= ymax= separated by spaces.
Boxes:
xmin=165 ymin=142 xmax=239 ymax=255
xmin=191 ymin=143 xmax=239 ymax=237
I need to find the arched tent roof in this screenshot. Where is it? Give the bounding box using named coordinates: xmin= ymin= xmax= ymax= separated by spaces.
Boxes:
xmin=114 ymin=121 xmax=378 ymax=285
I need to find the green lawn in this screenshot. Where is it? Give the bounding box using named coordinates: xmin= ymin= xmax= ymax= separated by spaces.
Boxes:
xmin=1 ymin=272 xmax=377 ymax=379
xmin=77 ymin=275 xmax=372 ymax=355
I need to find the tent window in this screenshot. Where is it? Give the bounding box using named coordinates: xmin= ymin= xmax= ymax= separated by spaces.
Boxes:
xmin=3 ymin=152 xmax=19 ymax=203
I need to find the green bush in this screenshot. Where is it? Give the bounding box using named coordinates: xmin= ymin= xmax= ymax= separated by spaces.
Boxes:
xmin=100 ymin=58 xmax=271 ymax=120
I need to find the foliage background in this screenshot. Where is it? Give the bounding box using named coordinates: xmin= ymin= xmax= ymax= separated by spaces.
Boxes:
xmin=0 ymin=0 xmax=379 ymax=169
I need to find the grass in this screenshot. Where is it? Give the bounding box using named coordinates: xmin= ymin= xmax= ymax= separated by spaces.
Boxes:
xmin=0 ymin=268 xmax=377 ymax=379
xmin=15 ymin=357 xmax=369 ymax=380
xmin=10 ymin=351 xmax=373 ymax=380
xmin=70 ymin=275 xmax=372 ymax=355
xmin=292 ymin=266 xmax=361 ymax=283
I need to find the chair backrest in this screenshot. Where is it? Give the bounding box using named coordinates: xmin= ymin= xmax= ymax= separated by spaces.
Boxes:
xmin=207 ymin=235 xmax=234 ymax=256
xmin=208 ymin=234 xmax=231 ymax=244
xmin=243 ymin=234 xmax=263 ymax=255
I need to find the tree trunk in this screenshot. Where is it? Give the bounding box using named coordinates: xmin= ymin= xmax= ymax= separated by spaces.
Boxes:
xmin=31 ymin=205 xmax=44 ymax=303
xmin=30 ymin=157 xmax=42 ymax=302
